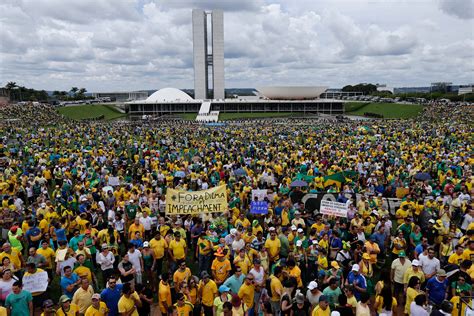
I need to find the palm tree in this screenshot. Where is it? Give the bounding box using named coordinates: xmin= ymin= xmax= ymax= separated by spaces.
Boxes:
xmin=70 ymin=87 xmax=79 ymax=99
xmin=4 ymin=82 xmax=18 ymax=100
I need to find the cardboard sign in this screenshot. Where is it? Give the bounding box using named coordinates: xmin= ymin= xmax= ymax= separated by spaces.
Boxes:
xmin=320 ymin=200 xmax=348 ymax=217
xmin=22 ymin=271 xmax=48 ymax=293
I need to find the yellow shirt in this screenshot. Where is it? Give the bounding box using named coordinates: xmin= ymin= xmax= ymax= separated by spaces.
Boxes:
xmin=118 ymin=292 xmax=140 ymax=316
xmin=84 ymin=302 xmax=109 ymax=316
xmin=238 ymin=283 xmax=255 ymax=308
xmin=174 ymin=301 xmax=194 ymax=316
xmin=37 ymin=247 xmax=55 ymax=269
xmin=451 ymin=296 xmax=471 ymax=316
xmin=169 ymin=239 xmax=187 ymax=260
xmin=264 ymin=238 xmax=281 ymax=259
xmin=198 ymin=279 xmax=218 ymax=307
xmin=234 ymin=255 xmax=251 ymax=275
xmin=403 ymin=267 xmax=425 ymax=285
xmin=0 ymin=249 xmax=22 ymax=269
xmin=405 ymin=287 xmax=420 ymax=315
xmin=312 ymin=306 xmax=330 ymax=316
xmin=0 ymin=307 xmax=6 ymax=316
xmin=149 ymin=238 xmax=167 ymax=259
xmin=158 ymin=281 xmax=172 ymax=313
xmin=449 ymin=253 xmax=464 ymax=265
xmin=270 ymin=275 xmax=283 ymax=302
xmin=288 ymin=266 xmax=303 ymax=287
xmin=462 ymin=249 xmax=474 ymax=262
xmin=173 ymin=268 xmax=192 ymax=287
xmin=72 ymin=286 xmax=94 ymax=313
xmin=211 ymin=258 xmax=232 ymax=283
xmin=311 ymin=222 xmax=325 ymax=234
xmin=375 ymin=296 xmax=397 ymax=313
xmin=55 ymin=303 xmax=81 ymax=316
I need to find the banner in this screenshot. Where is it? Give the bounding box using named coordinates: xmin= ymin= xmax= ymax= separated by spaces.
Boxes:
xmin=301 ymin=192 xmax=404 ymax=215
xmin=320 ymin=200 xmax=348 ymax=217
xmin=250 ymin=201 xmax=269 ymax=214
xmin=22 ymin=271 xmax=48 ymax=293
xmin=108 ymin=177 xmax=120 ymax=186
xmin=166 ymin=185 xmax=228 ymax=215
xmin=252 ymin=189 xmax=268 ymax=201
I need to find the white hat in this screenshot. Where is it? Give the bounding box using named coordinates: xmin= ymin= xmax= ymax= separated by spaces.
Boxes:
xmin=352 ymin=264 xmax=360 ymax=272
xmin=291 ymin=225 xmax=297 ymax=231
xmin=129 ymin=199 xmax=134 ymax=203
xmin=296 ymin=240 xmax=303 ymax=247
xmin=428 ymin=219 xmax=435 ymax=224
xmin=312 ymin=240 xmax=318 ymax=244
xmin=412 ymin=259 xmax=421 ymax=266
xmin=41 ymin=203 xmax=46 ymax=207
xmin=308 ymin=281 xmax=318 ymax=290
xmin=230 ymin=229 xmax=237 ymax=235
xmin=295 ymin=211 xmax=301 ymax=215
xmin=143 ymin=241 xmax=149 ymax=247
xmin=269 ymin=227 xmax=276 ymax=232
xmin=297 ymin=228 xmax=304 ymax=233
xmin=331 ymin=312 xmax=341 ymax=316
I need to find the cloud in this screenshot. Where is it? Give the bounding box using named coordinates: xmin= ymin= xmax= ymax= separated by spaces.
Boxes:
xmin=0 ymin=0 xmax=472 ymax=91
xmin=439 ymin=0 xmax=473 ymax=19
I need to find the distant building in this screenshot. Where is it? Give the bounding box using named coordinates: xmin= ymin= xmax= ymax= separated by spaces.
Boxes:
xmin=320 ymin=89 xmax=363 ymax=99
xmin=458 ymin=85 xmax=474 ymax=95
xmin=192 ymin=9 xmax=225 ymax=100
xmin=91 ymin=91 xmax=148 ymax=102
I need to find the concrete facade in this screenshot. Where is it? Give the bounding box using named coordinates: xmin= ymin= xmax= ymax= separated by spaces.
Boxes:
xmin=192 ymin=9 xmax=224 ymax=100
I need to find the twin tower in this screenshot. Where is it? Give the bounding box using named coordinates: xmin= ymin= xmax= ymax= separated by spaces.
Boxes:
xmin=192 ymin=9 xmax=225 ymax=100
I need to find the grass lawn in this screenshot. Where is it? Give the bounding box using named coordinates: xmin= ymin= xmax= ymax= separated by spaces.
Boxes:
xmin=57 ymin=104 xmax=126 ymax=121
xmin=345 ymin=102 xmax=423 ymax=119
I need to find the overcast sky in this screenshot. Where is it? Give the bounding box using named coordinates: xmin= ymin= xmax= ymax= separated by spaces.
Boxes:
xmin=0 ymin=0 xmax=473 ymax=92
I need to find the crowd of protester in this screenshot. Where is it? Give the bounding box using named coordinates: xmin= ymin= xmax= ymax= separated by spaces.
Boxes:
xmin=0 ymin=102 xmax=472 ymax=316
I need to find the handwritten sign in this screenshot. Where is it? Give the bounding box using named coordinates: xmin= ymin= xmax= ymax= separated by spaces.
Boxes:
xmin=166 ymin=185 xmax=228 ymax=215
xmin=22 ymin=271 xmax=48 ymax=293
xmin=251 ymin=189 xmax=268 ymax=201
xmin=320 ymin=200 xmax=348 ymax=217
xmin=108 ymin=177 xmax=120 ymax=186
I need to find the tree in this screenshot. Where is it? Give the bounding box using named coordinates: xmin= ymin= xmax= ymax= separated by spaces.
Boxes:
xmin=77 ymin=88 xmax=87 ymax=99
xmin=70 ymin=87 xmax=79 ymax=98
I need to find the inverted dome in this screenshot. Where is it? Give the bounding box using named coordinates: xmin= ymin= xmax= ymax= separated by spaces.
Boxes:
xmin=146 ymin=88 xmax=194 ymax=102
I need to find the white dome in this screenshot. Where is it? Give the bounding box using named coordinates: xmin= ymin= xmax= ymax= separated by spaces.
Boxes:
xmin=146 ymin=88 xmax=193 ymax=102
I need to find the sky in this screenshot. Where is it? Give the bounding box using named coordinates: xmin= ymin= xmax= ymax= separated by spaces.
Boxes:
xmin=0 ymin=0 xmax=473 ymax=92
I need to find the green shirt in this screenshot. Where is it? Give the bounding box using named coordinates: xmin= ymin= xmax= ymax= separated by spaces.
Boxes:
xmin=5 ymin=290 xmax=32 ymax=316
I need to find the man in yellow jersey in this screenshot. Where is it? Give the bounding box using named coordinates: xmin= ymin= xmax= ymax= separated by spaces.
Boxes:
xmin=198 ymin=271 xmax=218 ymax=315
xmin=118 ymin=283 xmax=141 ymax=316
xmin=264 ymin=227 xmax=281 ymax=265
xmin=238 ymin=274 xmax=255 ymax=314
xmin=149 ymin=231 xmax=167 ymax=277
xmin=168 ymin=231 xmax=187 ymax=272
xmin=211 ymin=249 xmax=232 ymax=285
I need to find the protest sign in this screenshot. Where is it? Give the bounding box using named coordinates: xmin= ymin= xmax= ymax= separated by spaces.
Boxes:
xmin=22 ymin=271 xmax=48 ymax=293
xmin=166 ymin=185 xmax=228 ymax=215
xmin=250 ymin=201 xmax=269 ymax=214
xmin=108 ymin=177 xmax=120 ymax=186
xmin=320 ymin=200 xmax=348 ymax=217
xmin=251 ymin=189 xmax=268 ymax=201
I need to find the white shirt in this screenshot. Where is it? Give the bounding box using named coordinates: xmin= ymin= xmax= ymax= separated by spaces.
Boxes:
xmin=418 ymin=255 xmax=440 ymax=276
xmin=139 ymin=216 xmax=153 ymax=231
xmin=97 ymin=251 xmax=115 ymax=270
xmin=127 ymin=249 xmax=142 ymax=273
xmin=410 ymin=302 xmax=429 ymax=316
xmin=249 ymin=266 xmax=265 ymax=285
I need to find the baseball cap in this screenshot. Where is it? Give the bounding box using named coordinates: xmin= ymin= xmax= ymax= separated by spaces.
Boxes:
xmin=43 ymin=299 xmax=54 ymax=308
xmin=412 ymin=259 xmax=421 ymax=266
xmin=297 ymin=228 xmax=304 ymax=233
xmin=219 ymin=285 xmax=230 ymax=293
xmin=296 ymin=240 xmax=303 ymax=247
xmin=308 ymin=281 xmax=318 ymax=290
xmin=352 ymin=264 xmax=360 ymax=272
xmin=398 ymin=251 xmax=406 ymax=257
xmin=92 ymin=293 xmax=101 ymax=300
xmin=59 ymin=295 xmax=71 ymax=304
xmin=143 ymin=241 xmax=150 ymax=248
xmin=269 ymin=227 xmax=276 ymax=232
xmin=362 ymin=253 xmax=370 ymax=260
xmin=201 ymin=271 xmax=210 ymax=278
xmin=101 ymin=243 xmax=108 ymax=249
xmin=291 ymin=225 xmax=297 ymax=231
xmin=428 ymin=219 xmax=435 ymax=224
xmin=437 ymin=269 xmax=447 ymax=277
xmin=331 ymin=261 xmax=340 ymax=269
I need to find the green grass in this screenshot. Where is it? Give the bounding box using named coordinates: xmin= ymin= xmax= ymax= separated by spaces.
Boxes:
xmin=57 ymin=104 xmax=126 ymax=121
xmin=345 ymin=102 xmax=423 ymax=119
xmin=344 ymin=102 xmax=370 ymax=112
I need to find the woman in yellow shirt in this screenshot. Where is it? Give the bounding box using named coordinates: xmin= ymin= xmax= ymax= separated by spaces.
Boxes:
xmin=373 ymin=286 xmax=397 ymax=315
xmin=405 ymin=276 xmax=423 ymax=315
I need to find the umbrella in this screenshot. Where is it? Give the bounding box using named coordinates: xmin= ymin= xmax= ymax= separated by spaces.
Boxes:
xmin=414 ymin=172 xmax=431 ymax=181
xmin=174 ymin=171 xmax=186 ymax=178
xmin=290 ymin=180 xmax=308 ymax=187
xmin=233 ymin=168 xmax=247 ymax=177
